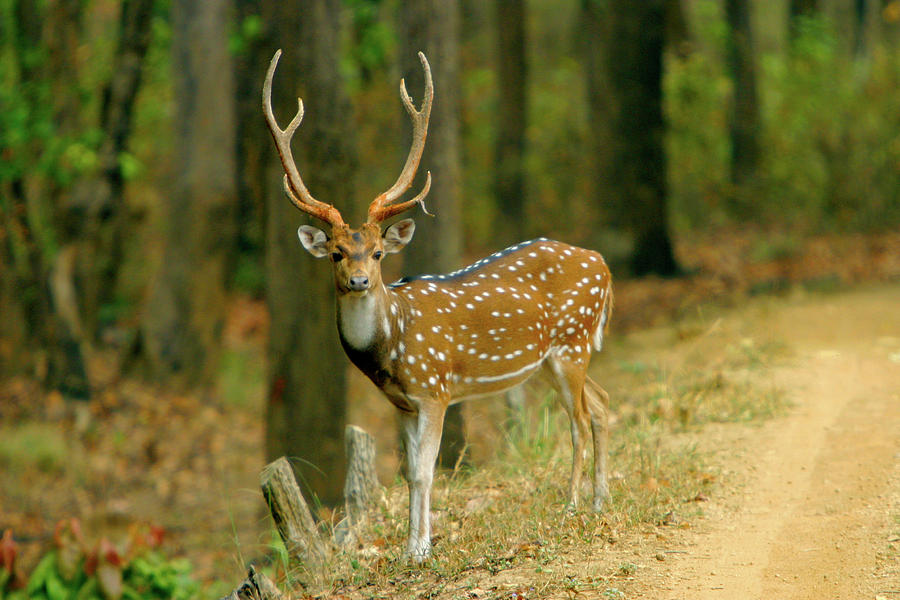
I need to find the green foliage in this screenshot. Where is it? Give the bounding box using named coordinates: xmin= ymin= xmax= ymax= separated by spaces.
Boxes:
xmin=342 ymin=0 xmax=394 ymax=88
xmin=666 ymin=7 xmax=900 ymax=233
xmin=665 ymin=50 xmax=732 ymax=230
xmin=1 ymin=524 xmax=198 ymax=600
xmin=760 ymin=20 xmax=900 ymax=230
xmin=123 ymin=554 xmax=197 ymax=600
xmin=15 ymin=550 xmax=197 ymax=600
xmin=229 ymin=15 xmax=264 ymax=57
xmin=231 ymin=254 xmax=265 ymax=297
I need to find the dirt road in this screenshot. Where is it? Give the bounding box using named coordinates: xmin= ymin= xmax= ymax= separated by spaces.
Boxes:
xmin=638 ymin=285 xmax=900 ymax=599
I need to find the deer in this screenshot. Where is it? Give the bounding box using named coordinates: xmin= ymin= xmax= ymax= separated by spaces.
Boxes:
xmin=263 ymin=50 xmax=613 ymax=562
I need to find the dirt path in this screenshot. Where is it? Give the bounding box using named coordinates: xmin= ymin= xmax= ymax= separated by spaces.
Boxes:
xmin=638 ymin=285 xmax=900 ymax=599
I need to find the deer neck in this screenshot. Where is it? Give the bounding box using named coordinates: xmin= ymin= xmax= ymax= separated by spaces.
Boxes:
xmin=336 ymin=284 xmax=397 ymax=353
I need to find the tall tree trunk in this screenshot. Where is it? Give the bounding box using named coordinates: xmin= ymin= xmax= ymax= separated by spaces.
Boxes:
xmin=141 ymin=0 xmax=236 ymax=383
xmin=725 ymin=0 xmax=761 ymax=214
xmin=263 ymin=0 xmax=356 ymax=507
xmin=494 ymin=0 xmax=527 ymax=245
xmin=605 ymin=0 xmax=679 ymax=277
xmin=581 ymin=0 xmax=615 ymax=232
xmin=852 ymin=0 xmax=868 ymax=56
xmin=75 ymin=0 xmax=155 ymax=338
xmin=790 ymin=0 xmax=820 ymax=20
xmin=790 ymin=0 xmax=820 ymax=41
xmin=233 ymin=0 xmax=270 ymax=291
xmin=399 ymin=0 xmax=466 ymax=469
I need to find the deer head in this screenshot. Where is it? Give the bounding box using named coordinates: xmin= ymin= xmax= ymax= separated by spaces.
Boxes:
xmin=262 ymin=50 xmax=433 ymax=295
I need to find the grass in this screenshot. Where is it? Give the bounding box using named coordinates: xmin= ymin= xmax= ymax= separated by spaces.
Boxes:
xmin=258 ymin=309 xmax=792 ymax=599
xmin=0 ymin=422 xmax=70 ymax=475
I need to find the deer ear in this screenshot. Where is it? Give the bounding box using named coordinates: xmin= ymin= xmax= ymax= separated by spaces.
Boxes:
xmin=383 ymin=219 xmax=415 ymax=254
xmin=298 ymin=225 xmax=330 ymax=258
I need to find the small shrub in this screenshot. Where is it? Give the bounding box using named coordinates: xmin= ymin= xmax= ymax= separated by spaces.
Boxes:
xmin=0 ymin=520 xmax=198 ymax=600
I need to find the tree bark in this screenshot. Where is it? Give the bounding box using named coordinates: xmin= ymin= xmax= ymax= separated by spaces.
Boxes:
xmin=141 ymin=0 xmax=236 ymax=383
xmin=264 ymin=0 xmax=355 ymax=507
xmin=0 ymin=0 xmax=90 ymax=397
xmin=399 ymin=0 xmax=467 ymax=469
xmin=581 ymin=0 xmax=616 ymax=229
xmin=343 ymin=425 xmax=380 ymax=527
xmin=232 ymin=0 xmax=271 ymax=291
xmin=790 ymin=0 xmax=820 ymax=41
xmin=605 ymin=0 xmax=679 ymax=277
xmin=260 ymin=457 xmax=330 ymax=571
xmin=76 ymin=0 xmax=155 ymax=337
xmin=494 ymin=0 xmax=528 ymax=245
xmin=725 ymin=0 xmax=761 ymax=214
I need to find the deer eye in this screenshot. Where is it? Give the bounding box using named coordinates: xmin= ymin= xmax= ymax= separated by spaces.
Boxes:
xmin=373 ymin=250 xmax=384 ymax=261
xmin=331 ymin=252 xmax=343 ymax=263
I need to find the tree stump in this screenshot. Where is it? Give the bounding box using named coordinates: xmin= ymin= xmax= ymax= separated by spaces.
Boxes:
xmin=219 ymin=565 xmax=287 ymax=600
xmin=334 ymin=425 xmax=380 ymax=547
xmin=259 ymin=457 xmax=329 ymax=570
xmin=343 ymin=425 xmax=379 ymax=526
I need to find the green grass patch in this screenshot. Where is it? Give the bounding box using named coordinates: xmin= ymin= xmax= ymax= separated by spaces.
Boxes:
xmin=0 ymin=422 xmax=69 ymax=475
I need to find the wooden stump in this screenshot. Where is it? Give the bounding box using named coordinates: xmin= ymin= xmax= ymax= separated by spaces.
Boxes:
xmin=343 ymin=425 xmax=379 ymax=526
xmin=334 ymin=425 xmax=380 ymax=547
xmin=259 ymin=457 xmax=329 ymax=570
xmin=219 ymin=566 xmax=287 ymax=600
xmin=221 ymin=565 xmax=287 ymax=600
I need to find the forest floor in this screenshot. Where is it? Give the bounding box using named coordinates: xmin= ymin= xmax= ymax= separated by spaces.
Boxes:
xmin=1 ymin=228 xmax=899 ymax=599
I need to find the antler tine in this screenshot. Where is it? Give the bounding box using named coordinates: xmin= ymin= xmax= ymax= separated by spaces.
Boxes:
xmin=263 ymin=49 xmax=345 ymax=227
xmin=368 ymin=52 xmax=434 ymax=223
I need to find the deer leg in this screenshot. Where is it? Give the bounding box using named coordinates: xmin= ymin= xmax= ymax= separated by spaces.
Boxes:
xmin=584 ymin=375 xmax=611 ymax=512
xmin=399 ymin=401 xmax=446 ymax=562
xmin=545 ymin=356 xmax=590 ymax=510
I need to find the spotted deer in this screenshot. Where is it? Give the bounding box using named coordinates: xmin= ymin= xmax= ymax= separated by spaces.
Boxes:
xmin=263 ymin=50 xmax=613 ymax=562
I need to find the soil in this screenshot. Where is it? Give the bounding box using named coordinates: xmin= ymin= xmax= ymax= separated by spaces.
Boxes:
xmin=624 ymin=284 xmax=900 ymax=599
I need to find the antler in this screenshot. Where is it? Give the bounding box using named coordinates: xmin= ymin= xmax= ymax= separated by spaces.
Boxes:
xmin=263 ymin=49 xmax=346 ymax=227
xmin=367 ymin=52 xmax=434 ymax=224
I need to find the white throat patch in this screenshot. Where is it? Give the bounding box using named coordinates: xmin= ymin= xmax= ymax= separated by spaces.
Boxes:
xmin=338 ymin=294 xmax=379 ymax=350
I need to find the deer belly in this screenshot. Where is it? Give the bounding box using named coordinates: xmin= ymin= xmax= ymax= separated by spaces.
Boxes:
xmin=449 ymin=347 xmax=549 ymax=399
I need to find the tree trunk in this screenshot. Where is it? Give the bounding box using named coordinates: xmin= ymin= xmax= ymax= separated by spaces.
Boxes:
xmin=0 ymin=0 xmax=90 ymax=397
xmin=399 ymin=0 xmax=467 ymax=469
xmin=494 ymin=0 xmax=528 ymax=245
xmin=342 ymin=425 xmax=380 ymax=528
xmin=141 ymin=0 xmax=236 ymax=383
xmin=725 ymin=0 xmax=761 ymax=214
xmin=790 ymin=0 xmax=820 ymax=41
xmin=76 ymin=0 xmax=155 ymax=338
xmin=232 ymin=0 xmax=271 ymax=293
xmin=581 ymin=0 xmax=616 ymax=230
xmin=264 ymin=0 xmax=356 ymax=507
xmin=790 ymin=0 xmax=820 ymax=20
xmin=605 ymin=0 xmax=679 ymax=277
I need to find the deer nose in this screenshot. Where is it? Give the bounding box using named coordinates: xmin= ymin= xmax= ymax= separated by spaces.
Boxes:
xmin=349 ymin=274 xmax=369 ymax=291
